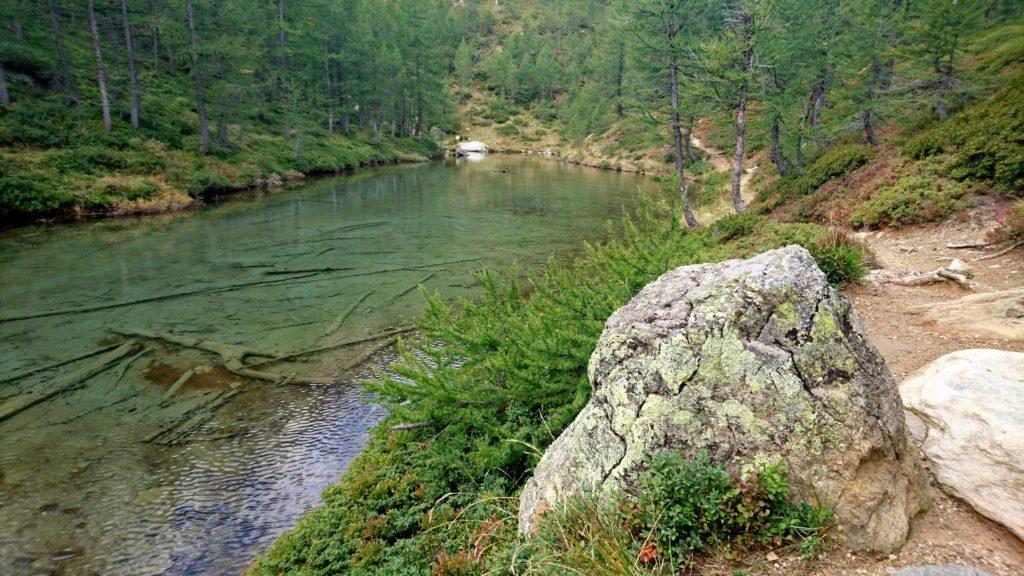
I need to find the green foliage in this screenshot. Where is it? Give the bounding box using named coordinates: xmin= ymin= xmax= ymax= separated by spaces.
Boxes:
xmin=0 ymin=170 xmax=72 ymax=219
xmin=253 ymin=200 xmax=861 ymax=575
xmin=902 ymin=73 xmax=1024 ymax=194
xmin=850 ymin=174 xmax=967 ymax=228
xmin=496 ymin=123 xmax=520 ymax=137
xmin=757 ymin=144 xmax=875 ymax=212
xmin=633 ymin=452 xmax=831 ymax=567
xmin=808 ymin=231 xmax=869 ymax=286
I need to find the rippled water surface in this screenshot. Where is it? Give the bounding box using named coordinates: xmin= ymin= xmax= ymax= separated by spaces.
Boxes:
xmin=0 ymin=157 xmax=651 ymax=575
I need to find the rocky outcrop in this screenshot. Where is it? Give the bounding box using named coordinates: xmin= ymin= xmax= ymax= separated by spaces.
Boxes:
xmin=456 ymin=140 xmax=488 ymax=156
xmin=900 ymin=350 xmax=1024 ymax=541
xmin=888 ymin=566 xmax=994 ymax=576
xmin=519 ymin=246 xmax=928 ymax=552
xmin=910 ymin=289 xmax=1024 ymax=341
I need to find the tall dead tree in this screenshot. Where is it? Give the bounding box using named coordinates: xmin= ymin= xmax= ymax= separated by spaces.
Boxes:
xmin=88 ymin=0 xmax=113 ymax=133
xmin=187 ymin=2 xmax=210 ymax=154
xmin=121 ymin=0 xmax=140 ymax=128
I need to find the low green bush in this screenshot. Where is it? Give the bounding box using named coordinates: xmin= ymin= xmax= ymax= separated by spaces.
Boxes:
xmin=634 ymin=452 xmax=831 ymax=567
xmin=0 ymin=170 xmax=74 ymax=218
xmin=757 ymin=144 xmax=874 ymax=212
xmin=496 ymin=123 xmax=520 ymax=137
xmin=809 ymin=230 xmax=869 ymax=285
xmin=850 ymin=174 xmax=966 ymax=228
xmin=902 ymin=72 xmax=1024 ymax=195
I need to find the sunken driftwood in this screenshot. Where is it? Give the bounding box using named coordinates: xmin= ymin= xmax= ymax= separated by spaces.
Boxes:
xmin=145 ymin=389 xmax=244 ymax=445
xmin=111 ymin=328 xmax=334 ymax=385
xmin=0 ymin=343 xmax=137 ymax=423
xmin=321 ymin=291 xmax=374 ymax=342
xmin=0 ymin=342 xmax=123 ymax=385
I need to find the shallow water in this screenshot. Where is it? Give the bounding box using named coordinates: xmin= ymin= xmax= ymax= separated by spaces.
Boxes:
xmin=0 ymin=156 xmax=652 ymax=575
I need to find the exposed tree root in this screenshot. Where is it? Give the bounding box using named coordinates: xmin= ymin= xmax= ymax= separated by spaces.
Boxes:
xmin=974 ymin=240 xmax=1024 ymax=261
xmin=380 ymin=273 xmax=436 ymax=309
xmin=947 ymin=241 xmax=992 ymax=249
xmin=0 ymin=343 xmax=137 ymax=423
xmin=390 ymin=420 xmax=434 ymax=431
xmin=865 ymin=266 xmax=975 ymax=290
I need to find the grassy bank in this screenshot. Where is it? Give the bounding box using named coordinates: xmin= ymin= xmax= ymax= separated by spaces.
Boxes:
xmin=0 ymin=103 xmax=440 ymax=224
xmin=249 ymin=200 xmax=864 ymax=576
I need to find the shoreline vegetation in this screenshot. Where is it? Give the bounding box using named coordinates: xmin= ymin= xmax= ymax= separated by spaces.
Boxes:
xmin=3 ymin=0 xmax=1024 ymax=574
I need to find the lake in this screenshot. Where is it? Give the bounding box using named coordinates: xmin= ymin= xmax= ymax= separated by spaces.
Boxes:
xmin=0 ymin=156 xmax=653 ymax=575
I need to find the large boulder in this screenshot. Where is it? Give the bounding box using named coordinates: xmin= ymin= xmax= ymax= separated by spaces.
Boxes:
xmin=519 ymin=246 xmax=928 ymax=552
xmin=900 ymin=349 xmax=1024 ymax=541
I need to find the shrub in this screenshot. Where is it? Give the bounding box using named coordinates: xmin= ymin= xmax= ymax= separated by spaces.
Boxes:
xmin=987 ymin=201 xmax=1024 ymax=245
xmin=757 ymin=144 xmax=874 ymax=212
xmin=902 ymin=72 xmax=1024 ymax=195
xmin=809 ymin=230 xmax=869 ymax=286
xmin=850 ymin=174 xmax=967 ymax=228
xmin=496 ymin=123 xmax=520 ymax=137
xmin=633 ymin=452 xmax=831 ymax=567
xmin=706 ymin=213 xmax=763 ymax=242
xmin=0 ymin=170 xmax=73 ymax=218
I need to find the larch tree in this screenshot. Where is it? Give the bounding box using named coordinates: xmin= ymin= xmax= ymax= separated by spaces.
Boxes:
xmin=88 ymin=0 xmax=112 ymax=133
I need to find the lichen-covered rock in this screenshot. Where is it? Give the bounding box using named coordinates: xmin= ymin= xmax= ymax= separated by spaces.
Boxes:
xmin=518 ymin=246 xmax=927 ymax=552
xmin=900 ymin=349 xmax=1024 ymax=541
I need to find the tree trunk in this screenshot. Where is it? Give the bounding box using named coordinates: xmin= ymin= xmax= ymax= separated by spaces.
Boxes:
xmin=48 ymin=0 xmax=74 ymax=105
xmin=863 ymin=108 xmax=878 ymax=146
xmin=166 ymin=42 xmax=176 ymax=75
xmin=187 ymin=2 xmax=209 ymax=154
xmin=731 ymin=20 xmax=753 ymax=214
xmin=323 ymin=42 xmax=333 ymax=134
xmin=121 ymin=0 xmax=140 ymax=128
xmin=863 ymin=60 xmax=880 ymax=146
xmin=668 ymin=14 xmax=698 ymax=229
xmin=150 ymin=6 xmax=159 ymax=73
xmin=770 ymin=118 xmax=792 ymax=176
xmin=88 ymin=0 xmax=113 ymax=134
xmin=9 ymin=0 xmax=23 ymax=39
xmin=683 ymin=115 xmax=698 ymax=162
xmin=0 ymin=63 xmax=9 ymax=105
xmin=615 ymin=40 xmax=625 ymax=119
xmin=278 ymin=0 xmax=291 ymax=140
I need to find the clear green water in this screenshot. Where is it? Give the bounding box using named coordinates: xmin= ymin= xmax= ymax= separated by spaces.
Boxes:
xmin=0 ymin=156 xmax=652 ymax=575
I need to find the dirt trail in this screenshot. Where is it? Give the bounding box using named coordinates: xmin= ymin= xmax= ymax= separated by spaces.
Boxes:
xmin=692 ymin=152 xmax=1024 ymax=573
xmin=691 ymin=135 xmax=758 ymax=204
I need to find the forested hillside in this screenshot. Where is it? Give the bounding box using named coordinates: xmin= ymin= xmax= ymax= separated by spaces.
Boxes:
xmin=0 ymin=0 xmax=456 ymax=222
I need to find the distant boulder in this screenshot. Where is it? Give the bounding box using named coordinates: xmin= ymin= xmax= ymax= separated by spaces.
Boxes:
xmin=900 ymin=349 xmax=1024 ymax=541
xmin=519 ymin=246 xmax=928 ymax=552
xmin=456 ymin=140 xmax=488 ymax=156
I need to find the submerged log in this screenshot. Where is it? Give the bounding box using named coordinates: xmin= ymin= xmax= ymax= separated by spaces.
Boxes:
xmin=320 ymin=291 xmax=374 ymax=342
xmin=146 ymin=389 xmax=244 ymax=445
xmin=112 ymin=328 xmax=333 ymax=385
xmin=0 ymin=272 xmax=319 ymax=324
xmin=0 ymin=343 xmax=137 ymax=423
xmin=0 ymin=343 xmax=122 ymax=385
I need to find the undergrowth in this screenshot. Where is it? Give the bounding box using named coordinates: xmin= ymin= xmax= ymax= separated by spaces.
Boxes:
xmin=755 ymin=144 xmax=875 ymax=213
xmin=251 ymin=202 xmax=862 ymax=576
xmin=849 ymin=174 xmax=968 ymax=228
xmin=529 ymin=452 xmax=831 ymax=575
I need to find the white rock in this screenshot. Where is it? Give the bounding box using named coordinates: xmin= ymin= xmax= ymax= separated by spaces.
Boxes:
xmin=900 ymin=349 xmax=1024 ymax=541
xmin=456 ymin=140 xmax=488 ymax=155
xmin=947 ymin=258 xmax=973 ymax=278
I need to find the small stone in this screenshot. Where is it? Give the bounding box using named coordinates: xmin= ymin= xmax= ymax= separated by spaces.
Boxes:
xmin=766 ymin=551 xmax=779 ymax=562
